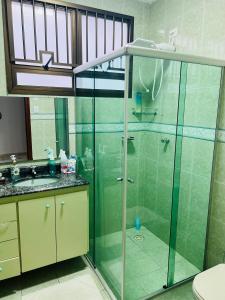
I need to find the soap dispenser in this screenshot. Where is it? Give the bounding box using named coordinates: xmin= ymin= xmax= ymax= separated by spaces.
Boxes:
xmin=10 ymin=155 xmax=20 ymax=182
xmin=45 ymin=147 xmax=56 ymax=177
xmin=83 ymin=147 xmax=93 ymax=171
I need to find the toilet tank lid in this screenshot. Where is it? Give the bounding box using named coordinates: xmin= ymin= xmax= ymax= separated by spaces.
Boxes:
xmin=193 ymin=264 xmax=225 ymax=300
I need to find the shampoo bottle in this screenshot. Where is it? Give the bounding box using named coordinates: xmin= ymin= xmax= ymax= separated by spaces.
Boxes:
xmin=59 ymin=150 xmax=68 ymax=174
xmin=135 ymin=92 xmax=142 ymax=113
xmin=135 ymin=216 xmax=141 ymax=231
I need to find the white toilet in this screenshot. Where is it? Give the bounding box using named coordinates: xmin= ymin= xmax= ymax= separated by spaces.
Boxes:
xmin=192 ymin=264 xmax=225 ymax=300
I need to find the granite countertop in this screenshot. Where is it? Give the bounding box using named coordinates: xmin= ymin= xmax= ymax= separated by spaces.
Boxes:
xmin=0 ymin=173 xmax=89 ymax=199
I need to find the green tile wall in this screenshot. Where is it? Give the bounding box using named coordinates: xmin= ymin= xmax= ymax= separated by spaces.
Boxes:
xmin=140 ymin=0 xmax=225 ymax=267
xmin=176 ymin=138 xmax=214 ymax=269
xmin=129 ymin=57 xmax=181 ymax=247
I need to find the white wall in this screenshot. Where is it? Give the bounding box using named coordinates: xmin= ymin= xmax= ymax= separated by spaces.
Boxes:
xmin=147 ymin=0 xmax=225 ymax=59
xmin=0 ymin=97 xmax=27 ymax=155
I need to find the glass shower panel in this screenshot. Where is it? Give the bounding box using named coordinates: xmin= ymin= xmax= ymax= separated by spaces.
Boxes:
xmin=75 ymin=69 xmax=95 ymax=263
xmin=125 ymin=56 xmax=181 ymax=299
xmin=171 ymin=63 xmax=222 ymax=284
xmin=94 ymin=60 xmax=125 ymax=299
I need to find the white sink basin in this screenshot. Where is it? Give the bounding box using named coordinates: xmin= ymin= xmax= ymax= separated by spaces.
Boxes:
xmin=14 ymin=177 xmax=59 ymax=187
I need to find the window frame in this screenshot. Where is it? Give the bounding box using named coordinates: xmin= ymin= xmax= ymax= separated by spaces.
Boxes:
xmin=2 ymin=0 xmax=134 ymax=96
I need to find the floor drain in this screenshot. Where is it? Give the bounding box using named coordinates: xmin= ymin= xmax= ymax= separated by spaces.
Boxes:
xmin=133 ymin=234 xmax=144 ymax=241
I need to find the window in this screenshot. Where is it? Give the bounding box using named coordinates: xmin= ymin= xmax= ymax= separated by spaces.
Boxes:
xmin=3 ymin=0 xmax=134 ymax=96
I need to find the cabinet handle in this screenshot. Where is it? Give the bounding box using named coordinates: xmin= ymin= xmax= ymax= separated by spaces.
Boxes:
xmin=0 ymin=223 xmax=9 ymax=232
xmin=45 ymin=204 xmax=50 ymax=208
xmin=61 ymin=201 xmax=65 ymax=206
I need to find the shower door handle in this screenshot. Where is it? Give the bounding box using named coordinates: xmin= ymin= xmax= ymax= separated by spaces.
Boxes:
xmin=116 ymin=177 xmax=134 ymax=183
xmin=116 ymin=177 xmax=123 ymax=182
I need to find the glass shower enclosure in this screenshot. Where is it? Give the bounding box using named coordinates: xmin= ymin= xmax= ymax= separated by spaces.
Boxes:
xmin=74 ymin=44 xmax=224 ymax=300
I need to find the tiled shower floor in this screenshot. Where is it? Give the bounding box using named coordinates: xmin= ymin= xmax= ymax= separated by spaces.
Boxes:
xmin=100 ymin=227 xmax=199 ymax=300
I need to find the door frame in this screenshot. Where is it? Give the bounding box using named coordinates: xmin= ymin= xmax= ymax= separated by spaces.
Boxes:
xmin=24 ymin=98 xmax=33 ymax=161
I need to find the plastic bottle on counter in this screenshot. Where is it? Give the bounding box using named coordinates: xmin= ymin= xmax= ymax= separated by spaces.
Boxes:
xmin=45 ymin=147 xmax=56 ymax=177
xmin=59 ymin=150 xmax=68 ymax=174
xmin=67 ymin=155 xmax=77 ymax=174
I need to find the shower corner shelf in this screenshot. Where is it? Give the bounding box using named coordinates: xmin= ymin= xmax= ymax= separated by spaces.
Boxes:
xmin=132 ymin=111 xmax=157 ymax=116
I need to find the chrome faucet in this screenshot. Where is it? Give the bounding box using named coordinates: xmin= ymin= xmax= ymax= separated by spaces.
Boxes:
xmin=10 ymin=155 xmax=20 ymax=183
xmin=161 ymin=138 xmax=170 ymax=152
xmin=31 ymin=166 xmax=37 ymax=178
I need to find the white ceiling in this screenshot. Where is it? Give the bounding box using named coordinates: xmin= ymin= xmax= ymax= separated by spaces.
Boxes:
xmin=138 ymin=0 xmax=157 ymax=5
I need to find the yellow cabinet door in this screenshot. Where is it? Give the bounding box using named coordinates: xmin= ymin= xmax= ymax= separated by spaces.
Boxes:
xmin=18 ymin=197 xmax=56 ymax=272
xmin=56 ymin=191 xmax=89 ymax=262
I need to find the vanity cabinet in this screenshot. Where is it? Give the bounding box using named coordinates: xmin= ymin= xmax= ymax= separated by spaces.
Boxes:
xmin=56 ymin=191 xmax=88 ymax=262
xmin=18 ymin=190 xmax=88 ymax=273
xmin=19 ymin=197 xmax=56 ymax=272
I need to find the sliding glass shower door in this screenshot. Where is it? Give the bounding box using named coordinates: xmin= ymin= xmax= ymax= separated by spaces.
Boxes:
xmin=75 ymin=63 xmax=126 ymax=298
xmin=124 ymin=56 xmax=182 ymax=299
xmin=94 ymin=88 xmax=125 ymax=299
xmin=168 ymin=62 xmax=222 ymax=285
xmin=77 ymin=60 xmax=126 ymax=299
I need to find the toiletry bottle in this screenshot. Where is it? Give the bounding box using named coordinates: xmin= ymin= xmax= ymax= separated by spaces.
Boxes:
xmin=84 ymin=147 xmax=93 ymax=171
xmin=45 ymin=147 xmax=56 ymax=177
xmin=135 ymin=92 xmax=142 ymax=113
xmin=68 ymin=155 xmax=77 ymax=174
xmin=59 ymin=150 xmax=68 ymax=174
xmin=49 ymin=158 xmax=56 ymax=177
xmin=10 ymin=155 xmax=20 ymax=182
xmin=135 ymin=216 xmax=141 ymax=232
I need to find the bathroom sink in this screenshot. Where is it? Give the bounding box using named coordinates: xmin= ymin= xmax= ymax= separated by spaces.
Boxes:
xmin=14 ymin=177 xmax=59 ymax=187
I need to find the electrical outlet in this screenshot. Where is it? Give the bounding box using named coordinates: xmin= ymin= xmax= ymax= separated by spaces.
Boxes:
xmin=169 ymin=28 xmax=178 ymax=46
xmin=33 ymin=105 xmax=39 ymax=113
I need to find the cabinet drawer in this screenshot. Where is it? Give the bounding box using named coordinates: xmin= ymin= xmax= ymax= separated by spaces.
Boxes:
xmin=0 ymin=240 xmax=19 ymax=261
xmin=0 ymin=221 xmax=18 ymax=242
xmin=0 ymin=203 xmax=17 ymax=222
xmin=0 ymin=257 xmax=20 ymax=280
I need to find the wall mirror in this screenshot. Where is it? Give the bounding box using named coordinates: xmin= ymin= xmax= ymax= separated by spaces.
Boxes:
xmin=0 ymin=97 xmax=75 ymax=165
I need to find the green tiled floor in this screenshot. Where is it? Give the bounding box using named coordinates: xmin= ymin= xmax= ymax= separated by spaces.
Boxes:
xmin=153 ymin=281 xmax=194 ymax=300
xmin=99 ymin=227 xmax=199 ymax=300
